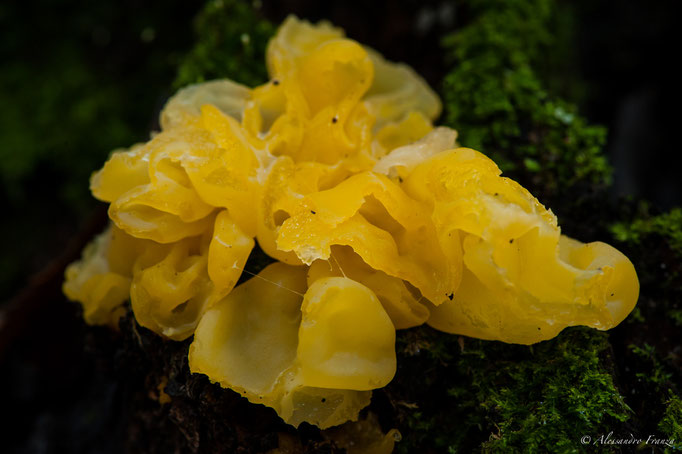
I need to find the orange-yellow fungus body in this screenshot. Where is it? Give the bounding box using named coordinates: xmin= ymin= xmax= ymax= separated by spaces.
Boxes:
xmin=129 ymin=210 xmax=253 ymax=340
xmin=277 ymin=171 xmax=461 ymax=305
xmin=64 ymin=14 xmax=639 ymax=433
xmin=189 ymin=263 xmax=395 ymax=429
xmin=63 ymin=226 xmax=133 ymax=326
xmin=307 ymin=246 xmax=430 ymax=329
xmin=405 ymin=148 xmax=639 ymax=344
xmin=298 ymin=277 xmax=396 ymax=390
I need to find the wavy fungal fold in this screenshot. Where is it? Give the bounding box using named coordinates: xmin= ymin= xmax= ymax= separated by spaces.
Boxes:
xmin=64 ymin=15 xmax=639 ymax=430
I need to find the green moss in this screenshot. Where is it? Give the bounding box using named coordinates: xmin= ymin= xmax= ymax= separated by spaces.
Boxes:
xmin=629 ymin=343 xmax=673 ymax=390
xmin=610 ymin=208 xmax=682 ymax=258
xmin=174 ymin=0 xmax=274 ymax=89
xmin=668 ymin=310 xmax=682 ymax=327
xmin=609 ymin=207 xmax=682 ymax=311
xmin=479 ymin=329 xmax=629 ymax=453
xmin=625 ymin=306 xmax=645 ymax=324
xmin=611 ymin=203 xmax=681 ymax=450
xmin=386 ymin=1 xmax=641 ymax=451
xmin=658 ymin=391 xmax=682 ymax=451
xmin=393 ymin=327 xmax=630 ymax=453
xmin=441 ymin=0 xmax=611 ymax=195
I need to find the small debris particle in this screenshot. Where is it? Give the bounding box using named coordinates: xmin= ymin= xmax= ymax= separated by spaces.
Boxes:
xmin=509 ymin=238 xmax=514 ymax=244
xmin=310 ymin=210 xmax=316 ymax=214
xmin=447 ymin=293 xmax=454 ymax=301
xmin=272 ymin=79 xmax=280 ymax=86
xmin=332 ymin=116 xmax=338 ymax=123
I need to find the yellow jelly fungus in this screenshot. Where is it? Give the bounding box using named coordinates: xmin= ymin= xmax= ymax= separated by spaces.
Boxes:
xmin=64 ymin=14 xmax=639 ymax=433
xmin=276 ymin=171 xmax=461 ymax=305
xmin=402 ymin=148 xmax=639 ymax=344
xmin=307 ymin=246 xmax=430 ymax=330
xmin=188 ymin=263 xmax=383 ymax=429
xmin=323 ymin=412 xmax=401 ymax=454
xmin=63 ymin=226 xmax=132 ymax=326
xmin=298 ymin=276 xmax=396 ymax=390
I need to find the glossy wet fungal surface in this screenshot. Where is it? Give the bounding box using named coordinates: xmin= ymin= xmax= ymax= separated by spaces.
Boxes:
xmin=63 ymin=15 xmax=639 ymax=430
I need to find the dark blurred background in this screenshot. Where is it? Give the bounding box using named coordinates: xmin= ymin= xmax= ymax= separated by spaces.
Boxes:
xmin=0 ymin=0 xmax=678 ymax=451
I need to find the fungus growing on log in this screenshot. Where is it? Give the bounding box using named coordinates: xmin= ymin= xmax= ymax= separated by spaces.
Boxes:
xmin=64 ymin=16 xmax=639 ymax=429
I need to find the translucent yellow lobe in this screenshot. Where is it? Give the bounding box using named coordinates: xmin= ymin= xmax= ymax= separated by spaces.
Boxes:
xmin=189 ymin=264 xmax=393 ymax=429
xmin=64 ymin=15 xmax=639 ymax=434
